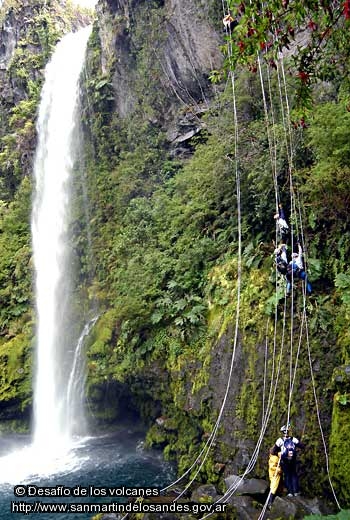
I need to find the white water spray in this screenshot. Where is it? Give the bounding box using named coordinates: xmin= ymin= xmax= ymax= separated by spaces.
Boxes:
xmin=0 ymin=27 xmax=94 ymax=485
xmin=31 ymin=26 xmax=92 ymax=453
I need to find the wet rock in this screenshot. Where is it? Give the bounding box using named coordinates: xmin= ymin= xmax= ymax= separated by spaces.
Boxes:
xmin=268 ymin=495 xmax=336 ymax=519
xmin=225 ymin=474 xmax=269 ymax=496
xmin=268 ymin=496 xmax=300 ymax=518
xmin=94 ymin=0 xmax=222 ymax=127
xmin=333 ymin=364 xmax=350 ymax=390
xmin=170 ymin=126 xmax=202 ymax=144
xmin=190 ymin=483 xmax=220 ymax=502
xmin=292 ymin=495 xmax=335 ymax=515
xmin=227 ymin=495 xmax=261 ymax=520
xmin=0 ymin=15 xmax=16 ymax=71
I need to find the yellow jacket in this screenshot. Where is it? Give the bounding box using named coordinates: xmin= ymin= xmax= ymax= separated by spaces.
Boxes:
xmin=269 ymin=454 xmax=282 ymax=495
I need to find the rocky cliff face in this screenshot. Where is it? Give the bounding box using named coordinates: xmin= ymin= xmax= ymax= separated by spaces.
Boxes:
xmin=83 ymin=0 xmax=257 ymax=473
xmin=81 ymin=1 xmax=350 ymax=508
xmin=0 ymin=2 xmax=44 ymax=196
xmin=0 ymin=0 xmax=346 ymax=513
xmin=0 ymin=9 xmax=17 ymax=81
xmin=0 ymin=0 xmax=90 ymax=198
xmin=0 ymin=3 xmax=43 ymax=105
xmin=93 ymin=0 xmax=222 ymax=152
xmin=83 ymin=0 xmax=261 ymax=477
xmin=0 ymin=0 xmax=347 ymax=511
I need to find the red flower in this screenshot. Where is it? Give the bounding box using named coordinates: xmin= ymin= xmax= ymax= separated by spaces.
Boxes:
xmin=238 ymin=41 xmax=245 ymax=52
xmin=308 ymin=20 xmax=318 ymax=31
xmin=298 ymin=70 xmax=309 ymax=83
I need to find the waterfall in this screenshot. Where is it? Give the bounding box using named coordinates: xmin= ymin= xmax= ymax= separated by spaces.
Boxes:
xmin=31 ymin=26 xmax=92 ymax=453
xmin=66 ymin=316 xmax=99 ymax=434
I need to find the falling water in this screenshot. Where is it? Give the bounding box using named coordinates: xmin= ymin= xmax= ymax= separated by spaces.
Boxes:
xmin=31 ymin=26 xmax=92 ymax=454
xmin=66 ymin=315 xmax=99 ymax=434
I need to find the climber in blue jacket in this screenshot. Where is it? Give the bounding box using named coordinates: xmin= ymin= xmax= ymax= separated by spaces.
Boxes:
xmin=286 ymin=243 xmax=312 ymax=295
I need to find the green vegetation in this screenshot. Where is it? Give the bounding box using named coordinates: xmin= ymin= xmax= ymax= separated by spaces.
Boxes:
xmin=304 ymin=511 xmax=350 ymax=520
xmin=76 ymin=2 xmax=350 ymax=500
xmin=0 ymin=0 xmax=89 ymax=199
xmin=0 ymin=176 xmax=32 ymax=335
xmin=0 ymin=0 xmax=92 ymax=421
xmin=218 ymin=0 xmax=350 ymax=110
xmin=0 ymin=0 xmax=350 ymax=508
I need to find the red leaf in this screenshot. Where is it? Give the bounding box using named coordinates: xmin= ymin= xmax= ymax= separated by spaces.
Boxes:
xmin=343 ymin=0 xmax=350 ymax=19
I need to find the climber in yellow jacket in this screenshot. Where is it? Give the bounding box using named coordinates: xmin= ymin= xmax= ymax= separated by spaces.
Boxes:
xmin=268 ymin=445 xmax=283 ymax=507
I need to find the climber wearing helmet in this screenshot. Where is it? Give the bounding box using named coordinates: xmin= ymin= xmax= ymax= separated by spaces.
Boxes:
xmin=273 ymin=425 xmax=304 ymax=497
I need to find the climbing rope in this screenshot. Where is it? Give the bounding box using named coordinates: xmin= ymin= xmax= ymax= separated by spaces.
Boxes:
xmin=156 ymin=2 xmax=245 ymax=503
xmin=211 ymin=0 xmax=285 ymax=492
xmin=304 ymin=309 xmax=341 ymax=510
xmin=218 ymin=328 xmax=285 ymax=501
xmin=117 ymin=7 xmax=340 ymax=520
xmin=295 ymin=178 xmax=341 ymax=508
xmin=272 ymin=26 xmax=340 ymax=511
xmin=204 ymin=6 xmax=293 ymax=511
xmin=257 ymin=44 xmax=297 ymax=456
xmin=197 ymin=32 xmax=315 ymax=520
xmin=272 ymin=55 xmax=296 ymax=438
xmin=161 ymin=3 xmax=244 ymax=501
xmin=257 ymin=55 xmax=279 ymax=214
xmin=201 ymin=6 xmax=340 ymax=518
xmin=213 ymin=12 xmax=306 ymax=516
xmin=262 ymin=320 xmax=270 ymax=425
xmin=258 ymin=56 xmax=295 ymax=445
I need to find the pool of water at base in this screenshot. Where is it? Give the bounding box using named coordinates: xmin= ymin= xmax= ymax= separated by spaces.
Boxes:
xmin=0 ymin=427 xmax=176 ymax=519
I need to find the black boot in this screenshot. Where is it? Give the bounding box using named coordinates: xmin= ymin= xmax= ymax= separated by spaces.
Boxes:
xmin=267 ymin=493 xmax=275 ymax=509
